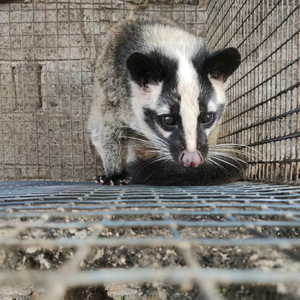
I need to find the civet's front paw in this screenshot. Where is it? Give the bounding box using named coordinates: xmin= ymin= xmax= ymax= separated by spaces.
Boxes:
xmin=93 ymin=174 xmax=130 ymax=186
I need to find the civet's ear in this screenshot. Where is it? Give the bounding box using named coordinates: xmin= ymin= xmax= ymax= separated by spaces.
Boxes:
xmin=205 ymin=47 xmax=241 ymax=82
xmin=126 ymin=52 xmax=165 ymax=90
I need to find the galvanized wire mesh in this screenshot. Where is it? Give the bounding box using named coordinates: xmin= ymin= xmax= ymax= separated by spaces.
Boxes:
xmin=207 ymin=0 xmax=300 ymax=184
xmin=0 ymin=181 xmax=300 ymax=299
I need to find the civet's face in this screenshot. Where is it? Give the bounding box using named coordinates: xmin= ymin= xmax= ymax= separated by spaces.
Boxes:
xmin=127 ymin=47 xmax=241 ymax=167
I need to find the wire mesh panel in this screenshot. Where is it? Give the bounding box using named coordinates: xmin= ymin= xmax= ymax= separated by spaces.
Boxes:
xmin=0 ymin=181 xmax=299 ymax=299
xmin=206 ymin=0 xmax=300 ymax=184
xmin=0 ymin=0 xmax=206 ymax=182
xmin=1 ymin=2 xmax=300 ymax=298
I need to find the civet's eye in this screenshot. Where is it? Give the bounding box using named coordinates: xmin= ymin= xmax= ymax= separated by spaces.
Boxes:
xmin=163 ymin=116 xmax=177 ymax=126
xmin=202 ymin=113 xmax=214 ymax=124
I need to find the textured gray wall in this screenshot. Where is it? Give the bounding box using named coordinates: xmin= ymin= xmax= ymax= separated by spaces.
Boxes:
xmin=0 ymin=0 xmax=207 ymax=181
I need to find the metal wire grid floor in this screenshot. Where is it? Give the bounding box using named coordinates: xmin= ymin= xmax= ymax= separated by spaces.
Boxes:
xmin=0 ymin=181 xmax=300 ymax=299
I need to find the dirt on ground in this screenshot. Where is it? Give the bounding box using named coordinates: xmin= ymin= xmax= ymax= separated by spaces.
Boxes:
xmin=0 ymin=215 xmax=300 ymax=300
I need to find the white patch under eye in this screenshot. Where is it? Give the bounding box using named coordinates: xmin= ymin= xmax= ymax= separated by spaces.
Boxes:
xmin=178 ymin=57 xmax=200 ymax=153
xmin=205 ymin=127 xmax=215 ymax=136
xmin=157 ymin=126 xmax=171 ymax=139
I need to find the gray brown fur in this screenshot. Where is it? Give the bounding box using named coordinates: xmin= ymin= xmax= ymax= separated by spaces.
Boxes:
xmin=89 ymin=17 xmax=170 ymax=180
xmin=88 ymin=16 xmax=243 ymax=185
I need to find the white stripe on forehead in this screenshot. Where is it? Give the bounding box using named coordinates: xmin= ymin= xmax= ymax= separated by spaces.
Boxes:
xmin=142 ymin=24 xmax=204 ymax=61
xmin=178 ymin=56 xmax=200 ymax=152
xmin=141 ymin=23 xmax=206 ymax=152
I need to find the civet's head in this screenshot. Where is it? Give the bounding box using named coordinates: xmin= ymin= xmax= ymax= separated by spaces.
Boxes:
xmin=126 ymin=45 xmax=241 ymax=168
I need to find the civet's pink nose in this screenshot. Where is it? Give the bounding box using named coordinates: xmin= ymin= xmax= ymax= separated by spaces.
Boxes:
xmin=179 ymin=150 xmax=203 ymax=168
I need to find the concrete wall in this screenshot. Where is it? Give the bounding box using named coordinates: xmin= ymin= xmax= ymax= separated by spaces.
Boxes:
xmin=0 ymin=0 xmax=207 ymax=181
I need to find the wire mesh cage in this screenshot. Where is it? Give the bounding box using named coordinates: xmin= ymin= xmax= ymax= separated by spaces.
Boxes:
xmin=0 ymin=0 xmax=207 ymax=182
xmin=207 ymin=0 xmax=300 ymax=184
xmin=0 ymin=0 xmax=300 ymax=299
